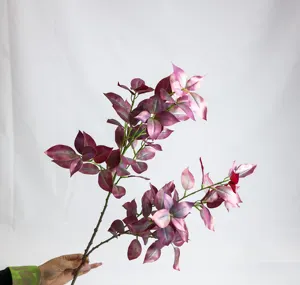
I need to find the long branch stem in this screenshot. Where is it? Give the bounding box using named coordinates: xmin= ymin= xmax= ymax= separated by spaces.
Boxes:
xmin=70 ymin=192 xmax=111 ymax=284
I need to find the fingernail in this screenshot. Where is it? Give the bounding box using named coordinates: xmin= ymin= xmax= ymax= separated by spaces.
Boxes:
xmin=96 ymin=262 xmax=103 ymax=267
xmin=81 ymin=264 xmax=91 ymax=272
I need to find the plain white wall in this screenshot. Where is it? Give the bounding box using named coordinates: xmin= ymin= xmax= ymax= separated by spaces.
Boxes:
xmin=1 ymin=0 xmax=300 ymax=284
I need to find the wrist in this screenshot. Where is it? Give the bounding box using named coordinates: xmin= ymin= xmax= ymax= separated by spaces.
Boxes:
xmin=9 ymin=266 xmax=41 ymax=285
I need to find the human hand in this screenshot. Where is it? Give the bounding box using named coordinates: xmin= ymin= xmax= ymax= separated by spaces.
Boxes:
xmin=38 ymin=254 xmax=102 ymax=285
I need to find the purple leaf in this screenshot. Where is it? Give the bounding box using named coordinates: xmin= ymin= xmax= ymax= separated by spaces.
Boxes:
xmin=154 ymin=189 xmax=165 ymax=210
xmin=70 ymin=158 xmax=83 ymax=177
xmin=83 ymin=132 xmax=97 ymax=149
xmin=143 ymin=241 xmax=162 ymax=264
xmin=131 ymin=78 xmax=145 ymax=90
xmin=82 ymin=146 xmax=96 ymax=161
xmin=157 ymin=128 xmax=173 ymax=140
xmin=161 ymin=181 xmax=176 ymax=196
xmin=177 ymin=102 xmax=195 ymax=121
xmin=106 ymin=149 xmax=121 ymax=169
xmin=173 ymin=190 xmax=179 ymax=202
xmin=45 ymin=145 xmax=78 ymax=161
xmin=173 ymin=247 xmax=180 ymax=271
xmin=135 ymin=110 xmax=151 ymax=123
xmin=112 ymin=185 xmax=126 ymax=199
xmin=156 ymin=111 xmax=180 ymax=126
xmin=186 ymin=75 xmax=203 ymax=91
xmin=107 ymin=118 xmax=123 ymax=127
xmin=146 ymin=143 xmax=162 ymax=151
xmin=108 ymin=219 xmax=125 ymax=236
xmin=200 ymin=205 xmax=215 ymax=231
xmin=142 ymin=191 xmax=153 ymax=217
xmin=151 ymin=209 xmax=170 ymax=228
xmin=136 ymin=147 xmax=155 ymax=161
xmin=98 ymin=170 xmax=113 ymax=192
xmin=74 ymin=131 xmax=84 ymax=154
xmin=189 ymin=92 xmax=207 ymax=120
xmin=115 ymin=126 xmax=125 ymax=148
xmin=113 ymin=104 xmax=130 ymax=122
xmin=123 ymin=215 xmax=138 ymax=226
xmin=155 ymin=76 xmax=172 ymax=97
xmin=129 ymin=218 xmax=152 ymax=234
xmin=116 ymin=164 xmax=130 ymax=176
xmin=147 ymin=118 xmax=163 ymax=140
xmin=104 ymin=92 xmax=124 ymax=107
xmin=171 ymin=202 xmax=194 ymax=218
xmin=163 ymin=193 xmax=174 ymax=210
xmin=160 ymin=88 xmax=175 ymax=102
xmin=157 ymin=225 xmax=175 ymax=246
xmin=181 ymin=168 xmax=195 ymax=190
xmin=207 ymin=197 xmax=224 ymax=209
xmin=52 ymin=159 xmax=73 ymax=169
xmin=171 ymin=218 xmax=186 ymax=232
xmin=128 ymin=239 xmax=142 ymax=261
xmin=215 ymin=186 xmax=241 ymax=207
xmin=234 ymin=164 xmax=257 ymax=178
xmin=117 ymin=82 xmax=134 ymax=94
xmin=131 ymin=161 xmax=148 ymax=174
xmin=123 ymin=199 xmax=137 ymax=217
xmin=169 ymin=105 xmax=189 ymax=121
xmin=173 ymin=231 xmax=185 ymax=247
xmin=94 ymin=146 xmax=113 ymax=164
xmin=79 ymin=163 xmax=99 ymax=175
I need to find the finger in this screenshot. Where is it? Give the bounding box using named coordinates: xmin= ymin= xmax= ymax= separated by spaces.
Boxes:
xmin=78 ymin=263 xmax=102 ymax=276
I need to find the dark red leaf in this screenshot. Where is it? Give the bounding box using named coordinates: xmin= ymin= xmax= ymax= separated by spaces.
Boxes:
xmin=163 ymin=193 xmax=174 ymax=210
xmin=146 ymin=143 xmax=162 ymax=151
xmin=107 ymin=118 xmax=122 ymax=127
xmin=104 ymin=92 xmax=124 ymax=107
xmin=118 ymin=82 xmax=134 ymax=94
xmin=143 ymin=241 xmax=162 ymax=264
xmin=171 ymin=202 xmax=194 ymax=218
xmin=112 ymin=185 xmax=126 ymax=199
xmin=173 ymin=247 xmax=180 ymax=271
xmin=147 ymin=118 xmax=163 ymax=140
xmin=116 ymin=164 xmax=130 ymax=176
xmin=173 ymin=190 xmax=179 ymax=202
xmin=142 ymin=191 xmax=153 ymax=217
xmin=230 ymin=171 xmax=239 ymax=185
xmin=94 ymin=146 xmax=113 ymax=164
xmin=123 ymin=215 xmax=138 ymax=226
xmin=123 ymin=199 xmax=137 ymax=217
xmin=160 ymin=88 xmax=175 ymax=102
xmin=173 ymin=231 xmax=185 ymax=247
xmin=207 ymin=197 xmax=224 ymax=208
xmin=83 ymin=132 xmax=97 ymax=149
xmin=128 ymin=239 xmax=142 ymax=261
xmin=131 ymin=78 xmax=146 ymax=90
xmin=131 ymin=161 xmax=148 ymax=174
xmin=156 ymin=111 xmax=180 ymax=126
xmin=98 ymin=170 xmax=113 ymax=192
xmin=136 ymin=147 xmax=155 ymax=161
xmin=127 ymin=175 xmax=150 ymax=180
xmin=156 ymin=128 xmax=173 ymax=140
xmin=52 ymin=159 xmax=73 ymax=169
xmin=155 ymin=76 xmax=172 ymax=97
xmin=79 ymin=163 xmax=99 ymax=175
xmin=45 ymin=145 xmax=78 ymax=161
xmin=154 ymin=189 xmax=165 ymax=210
xmin=115 ymin=126 xmax=125 ymax=148
xmin=106 ymin=149 xmax=121 ymax=169
xmin=82 ymin=146 xmax=96 ymax=161
xmin=171 ymin=218 xmax=186 ymax=232
xmin=108 ymin=219 xmax=125 ymax=236
xmin=135 ymin=110 xmax=151 ymax=123
xmin=129 ymin=218 xmax=152 ymax=234
xmin=177 ymin=102 xmax=195 ymax=121
xmin=74 ymin=131 xmax=84 ymax=154
xmin=161 ymin=181 xmax=175 ymax=196
xmin=70 ymin=158 xmax=83 ymax=177
xmin=113 ymin=104 xmax=130 ymax=122
xmin=157 ymin=225 xmax=175 ymax=246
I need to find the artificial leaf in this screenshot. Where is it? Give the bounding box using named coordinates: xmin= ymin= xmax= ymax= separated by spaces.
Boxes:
xmin=70 ymin=158 xmax=83 ymax=177
xmin=94 ymin=145 xmax=113 ymax=164
xmin=106 ymin=149 xmax=121 ymax=169
xmin=151 ymin=209 xmax=170 ymax=228
xmin=156 ymin=128 xmax=173 ymax=140
xmin=108 ymin=219 xmax=125 ymax=236
xmin=173 ymin=247 xmax=180 ymax=271
xmin=157 ymin=225 xmax=175 ymax=246
xmin=234 ymin=164 xmax=257 ymax=178
xmin=181 ymin=168 xmax=195 ymax=190
xmin=112 ymin=185 xmax=126 ymax=199
xmin=82 ymin=146 xmax=96 ymax=161
xmin=74 ymin=131 xmax=84 ymax=154
xmin=147 ymin=118 xmax=163 ymax=140
xmin=154 ymin=75 xmax=172 ymax=97
xmin=156 ymin=111 xmax=180 ymax=126
xmin=131 ymin=161 xmax=148 ymax=174
xmin=128 ymin=239 xmax=142 ymax=260
xmin=200 ymin=205 xmax=215 ymax=231
xmin=79 ymin=163 xmax=99 ymax=175
xmin=143 ymin=241 xmax=162 ymax=264
xmin=136 ymin=147 xmax=155 ymax=161
xmin=83 ymin=132 xmax=97 ymax=149
xmin=98 ymin=170 xmax=113 ymax=192
xmin=115 ymin=126 xmax=125 ymax=148
xmin=123 ymin=199 xmax=137 ymax=217
xmin=107 ymin=118 xmax=122 ymax=127
xmin=171 ymin=202 xmax=194 ymax=218
xmin=45 ymin=145 xmax=78 ymax=161
xmin=117 ymin=82 xmax=134 ymax=94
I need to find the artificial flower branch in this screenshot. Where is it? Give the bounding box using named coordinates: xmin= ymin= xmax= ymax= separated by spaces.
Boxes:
xmin=45 ymin=64 xmax=256 ymax=284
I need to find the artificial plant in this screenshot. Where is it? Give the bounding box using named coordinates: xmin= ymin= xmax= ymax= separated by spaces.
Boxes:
xmin=45 ymin=64 xmax=256 ymax=284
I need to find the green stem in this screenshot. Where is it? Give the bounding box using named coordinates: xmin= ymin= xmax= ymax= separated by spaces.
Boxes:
xmin=178 ymin=179 xmax=230 ymax=202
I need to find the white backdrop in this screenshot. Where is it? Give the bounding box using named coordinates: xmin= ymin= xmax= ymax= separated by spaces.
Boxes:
xmin=1 ymin=0 xmax=300 ymax=284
